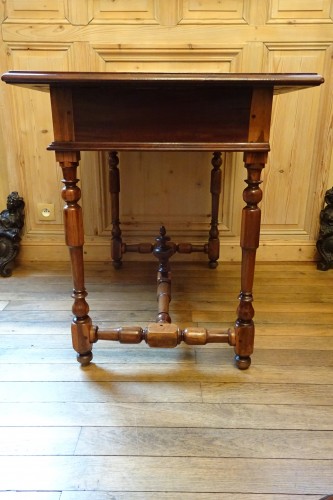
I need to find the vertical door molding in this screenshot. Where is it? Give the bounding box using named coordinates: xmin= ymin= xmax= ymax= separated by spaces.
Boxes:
xmin=154 ymin=0 xmax=183 ymax=26
xmin=5 ymin=43 xmax=73 ymax=235
xmin=261 ymin=42 xmax=331 ymax=243
xmin=66 ymin=0 xmax=94 ymax=25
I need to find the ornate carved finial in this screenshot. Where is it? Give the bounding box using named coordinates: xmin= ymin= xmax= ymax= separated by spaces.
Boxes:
xmin=153 ymin=226 xmax=176 ymax=324
xmin=153 ymin=226 xmax=175 ymax=275
xmin=0 ymin=192 xmax=25 ymax=277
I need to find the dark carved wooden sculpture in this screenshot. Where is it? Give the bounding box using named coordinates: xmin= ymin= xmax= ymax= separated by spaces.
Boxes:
xmin=0 ymin=192 xmax=25 ymax=277
xmin=317 ymin=187 xmax=333 ymax=270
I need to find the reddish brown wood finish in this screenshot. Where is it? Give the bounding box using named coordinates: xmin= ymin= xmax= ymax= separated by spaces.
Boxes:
xmin=208 ymin=152 xmax=222 ymax=268
xmin=90 ymin=324 xmax=235 ymax=348
xmin=235 ymin=152 xmax=267 ymax=369
xmin=1 ymin=70 xmax=323 ymax=88
xmin=2 ymin=71 xmax=324 ymax=152
xmin=1 ymin=71 xmax=324 ymax=369
xmin=108 ymin=151 xmax=123 ymax=269
xmin=59 ymin=154 xmax=93 ymax=366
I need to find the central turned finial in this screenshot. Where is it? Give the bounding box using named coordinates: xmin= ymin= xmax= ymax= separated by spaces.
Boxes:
xmin=153 ymin=226 xmax=176 ymax=275
xmin=152 ymin=226 xmax=176 ymax=323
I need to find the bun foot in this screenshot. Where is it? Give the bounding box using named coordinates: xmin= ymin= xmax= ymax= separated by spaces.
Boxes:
xmin=77 ymin=351 xmax=93 ymax=366
xmin=235 ymin=355 xmax=251 ymax=370
xmin=208 ymin=260 xmax=219 ymax=269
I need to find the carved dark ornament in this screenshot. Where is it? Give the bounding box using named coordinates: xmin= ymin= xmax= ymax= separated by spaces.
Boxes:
xmin=317 ymin=187 xmax=333 ymax=271
xmin=0 ymin=192 xmax=25 ymax=277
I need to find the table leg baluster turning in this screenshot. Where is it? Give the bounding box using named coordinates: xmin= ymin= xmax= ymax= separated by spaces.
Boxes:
xmin=208 ymin=151 xmax=222 ymax=269
xmin=59 ymin=152 xmax=94 ymax=366
xmin=109 ymin=151 xmax=123 ymax=269
xmin=234 ymin=152 xmax=266 ymax=369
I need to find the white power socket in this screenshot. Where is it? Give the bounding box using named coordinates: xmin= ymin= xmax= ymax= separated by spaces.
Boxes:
xmin=37 ymin=203 xmax=56 ymax=221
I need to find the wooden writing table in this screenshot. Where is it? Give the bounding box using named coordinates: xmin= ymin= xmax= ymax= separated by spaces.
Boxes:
xmin=1 ymin=71 xmax=324 ymax=369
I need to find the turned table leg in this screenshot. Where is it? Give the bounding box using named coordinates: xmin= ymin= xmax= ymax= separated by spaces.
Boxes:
xmin=58 ymin=152 xmax=94 ymax=366
xmin=109 ymin=151 xmax=123 ymax=269
xmin=208 ymin=152 xmax=222 ymax=268
xmin=153 ymin=226 xmax=176 ymax=323
xmin=234 ymin=152 xmax=266 ymax=370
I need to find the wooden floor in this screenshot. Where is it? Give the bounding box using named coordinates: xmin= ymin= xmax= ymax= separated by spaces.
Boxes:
xmin=0 ymin=259 xmax=333 ymax=499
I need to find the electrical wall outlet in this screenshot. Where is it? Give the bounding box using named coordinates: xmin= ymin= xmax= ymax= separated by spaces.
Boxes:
xmin=37 ymin=203 xmax=56 ymax=221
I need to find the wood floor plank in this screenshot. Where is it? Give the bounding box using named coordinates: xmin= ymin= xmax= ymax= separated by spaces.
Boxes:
xmin=0 ymin=347 xmax=196 ymax=364
xmin=75 ymin=426 xmax=333 ymax=459
xmin=60 ymin=493 xmax=322 ymax=500
xmin=201 ymin=382 xmax=333 ymax=405
xmin=2 ymin=299 xmax=158 ymax=312
xmin=1 ymin=363 xmax=333 ymax=384
xmin=193 ymin=310 xmax=333 ymax=324
xmin=10 ymin=272 xmax=332 ymax=286
xmin=1 ymin=380 xmax=332 ymax=406
xmin=0 ymin=309 xmax=192 ymax=323
xmin=2 ymin=343 xmax=332 ymax=367
xmin=0 ymin=494 xmax=61 ymax=499
xmin=0 ymin=427 xmax=80 ymax=455
xmin=256 ymin=324 xmax=333 ymax=336
xmin=198 ymin=347 xmax=333 ymax=366
xmin=0 ymin=381 xmax=203 ymax=403
xmin=195 ymin=336 xmax=333 ymax=350
xmin=0 ymin=402 xmax=332 ymax=430
xmin=0 ymin=456 xmax=332 ymax=494
xmin=0 ymin=301 xmax=8 ymax=310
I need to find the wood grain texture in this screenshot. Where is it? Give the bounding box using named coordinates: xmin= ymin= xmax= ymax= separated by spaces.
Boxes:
xmin=0 ymin=261 xmax=333 ymax=497
xmin=0 ymin=456 xmax=332 ymax=493
xmin=60 ymin=494 xmax=322 ymax=500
